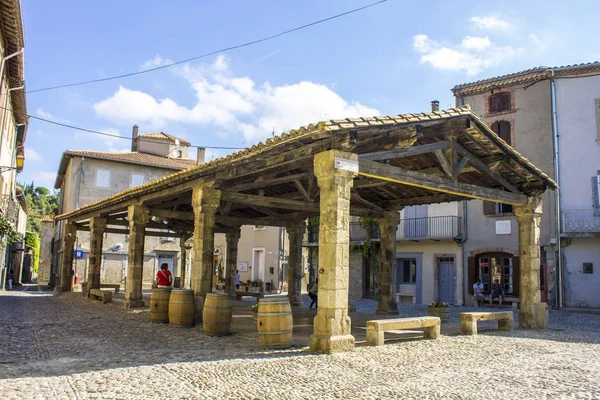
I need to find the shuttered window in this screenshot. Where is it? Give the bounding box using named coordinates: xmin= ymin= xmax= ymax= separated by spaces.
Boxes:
xmin=488 ymin=93 xmax=511 ymax=113
xmin=593 ymin=174 xmax=600 ymax=214
xmin=491 ymin=120 xmax=512 ymax=145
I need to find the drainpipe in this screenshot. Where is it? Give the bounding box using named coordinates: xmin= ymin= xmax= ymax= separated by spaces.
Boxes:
xmin=461 ymin=200 xmax=469 ymax=306
xmin=550 ymin=69 xmax=563 ymax=309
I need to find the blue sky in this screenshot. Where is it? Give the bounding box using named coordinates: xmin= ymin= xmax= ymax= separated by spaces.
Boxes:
xmin=20 ymin=0 xmax=600 ymax=189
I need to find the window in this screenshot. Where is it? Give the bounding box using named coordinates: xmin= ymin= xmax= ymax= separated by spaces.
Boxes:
xmin=96 ymin=170 xmax=110 ymax=187
xmin=399 ymin=259 xmax=417 ymax=284
xmin=491 ymin=120 xmax=512 ymax=145
xmin=131 ymin=174 xmax=145 ymax=188
xmin=483 ymin=201 xmax=513 ymax=215
xmin=488 ymin=93 xmax=511 ymax=113
xmin=478 ymin=254 xmax=515 ymax=295
xmin=592 ymin=172 xmax=600 ymax=214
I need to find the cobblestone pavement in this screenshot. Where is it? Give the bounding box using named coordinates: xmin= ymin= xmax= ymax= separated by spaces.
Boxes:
xmin=1 ymin=285 xmax=600 ymax=400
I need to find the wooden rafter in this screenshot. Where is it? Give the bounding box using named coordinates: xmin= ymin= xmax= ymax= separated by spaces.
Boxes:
xmin=359 ymin=141 xmax=450 ymax=161
xmin=454 ymin=142 xmax=519 ymax=193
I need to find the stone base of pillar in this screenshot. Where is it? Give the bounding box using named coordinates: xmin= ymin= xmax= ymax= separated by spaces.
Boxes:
xmin=310 ymin=333 xmax=355 ymax=354
xmin=53 ymin=286 xmax=62 ymax=297
xmin=194 ymin=295 xmax=205 ymax=325
xmin=348 ymin=300 xmax=357 ymax=313
xmin=519 ymin=302 xmax=548 ymax=329
xmin=124 ymin=300 xmax=145 ymax=309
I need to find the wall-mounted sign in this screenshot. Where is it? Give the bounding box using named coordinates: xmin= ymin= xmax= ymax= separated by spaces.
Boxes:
xmin=74 ymin=250 xmax=84 ymax=259
xmin=238 ymin=261 xmax=249 ymax=272
xmin=334 ymin=157 xmax=359 ymax=173
xmin=495 ymin=220 xmax=511 ymax=235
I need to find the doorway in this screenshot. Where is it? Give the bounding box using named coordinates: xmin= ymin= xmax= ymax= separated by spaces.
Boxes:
xmin=157 ymin=253 xmax=176 ymax=276
xmin=252 ymin=248 xmax=265 ymax=282
xmin=438 ymin=257 xmax=454 ymax=304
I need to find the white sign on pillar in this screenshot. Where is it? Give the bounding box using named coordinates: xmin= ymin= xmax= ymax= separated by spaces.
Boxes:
xmin=334 ymin=157 xmax=359 ymax=173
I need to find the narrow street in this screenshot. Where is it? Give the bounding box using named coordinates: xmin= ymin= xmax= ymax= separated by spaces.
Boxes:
xmin=2 ymin=285 xmax=600 ymax=399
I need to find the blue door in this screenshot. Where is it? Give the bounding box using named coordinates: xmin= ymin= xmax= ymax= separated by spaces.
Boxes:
xmin=438 ymin=258 xmax=454 ymax=303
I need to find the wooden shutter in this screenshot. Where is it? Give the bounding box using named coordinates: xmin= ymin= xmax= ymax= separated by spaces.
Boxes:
xmin=491 ymin=121 xmax=511 ymax=145
xmin=483 ymin=201 xmax=495 ymax=215
xmin=468 ymin=256 xmax=476 ymax=295
xmin=499 ymin=93 xmax=510 ymax=111
xmin=593 ymin=175 xmax=600 ymax=210
xmin=489 ymin=96 xmax=499 ymax=113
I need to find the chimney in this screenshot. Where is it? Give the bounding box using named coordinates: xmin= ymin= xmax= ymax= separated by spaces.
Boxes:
xmin=431 ymin=100 xmax=440 ymax=112
xmin=131 ymin=125 xmax=139 ymax=152
xmin=196 ymin=147 xmax=206 ymax=165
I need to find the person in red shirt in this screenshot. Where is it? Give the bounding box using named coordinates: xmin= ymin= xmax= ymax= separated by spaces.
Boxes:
xmin=156 ymin=263 xmax=172 ymax=288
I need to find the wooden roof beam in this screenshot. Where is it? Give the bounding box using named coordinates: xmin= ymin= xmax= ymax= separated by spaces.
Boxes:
xmin=227 ymin=172 xmax=307 ymax=192
xmin=359 ymin=141 xmax=450 ymax=161
xmin=454 ymin=143 xmax=520 ymax=193
xmin=358 ymin=159 xmax=527 ymax=205
xmin=221 ymin=191 xmax=320 ymax=213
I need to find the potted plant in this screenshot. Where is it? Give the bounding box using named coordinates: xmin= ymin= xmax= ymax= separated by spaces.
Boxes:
xmin=428 ymin=301 xmax=450 ymax=321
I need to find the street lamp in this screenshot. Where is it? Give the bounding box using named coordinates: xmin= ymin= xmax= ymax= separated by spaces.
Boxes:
xmin=0 ymin=154 xmax=24 ymax=173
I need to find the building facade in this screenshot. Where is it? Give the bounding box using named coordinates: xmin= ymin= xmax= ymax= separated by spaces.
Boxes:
xmin=0 ymin=0 xmax=28 ymax=289
xmin=50 ymin=128 xmax=200 ymax=291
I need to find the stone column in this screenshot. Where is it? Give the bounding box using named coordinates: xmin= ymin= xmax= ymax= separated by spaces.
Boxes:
xmin=60 ymin=222 xmax=77 ymax=292
xmin=287 ymin=223 xmax=306 ymax=306
xmin=515 ymin=195 xmax=548 ymax=329
xmin=376 ymin=210 xmax=401 ymax=315
xmin=225 ymin=226 xmax=241 ymax=299
xmin=310 ymin=150 xmax=358 ymax=354
xmin=125 ymin=205 xmax=149 ymax=309
xmin=87 ymin=216 xmax=107 ymax=292
xmin=191 ymin=186 xmax=221 ymax=322
xmin=179 ymin=234 xmax=189 ymax=289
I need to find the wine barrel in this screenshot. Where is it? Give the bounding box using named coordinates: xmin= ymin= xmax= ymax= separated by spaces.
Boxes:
xmin=257 ymin=296 xmax=293 ymax=348
xmin=203 ymin=293 xmax=231 ymax=336
xmin=168 ymin=289 xmax=195 ymax=327
xmin=150 ymin=287 xmax=171 ymax=323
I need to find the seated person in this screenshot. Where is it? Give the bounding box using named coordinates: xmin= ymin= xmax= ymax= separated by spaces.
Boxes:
xmin=489 ymin=279 xmax=505 ymax=306
xmin=473 ymin=279 xmax=484 ymax=307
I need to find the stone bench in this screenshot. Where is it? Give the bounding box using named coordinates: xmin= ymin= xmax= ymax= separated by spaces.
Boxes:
xmin=235 ymin=291 xmax=264 ymax=300
xmin=100 ymin=283 xmax=121 ymax=293
xmin=366 ymin=316 xmax=441 ymax=346
xmin=89 ymin=289 xmax=112 ymax=304
xmin=460 ymin=311 xmax=513 ymax=335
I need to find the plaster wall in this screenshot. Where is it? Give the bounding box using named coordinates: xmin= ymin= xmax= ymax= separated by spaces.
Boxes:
xmin=136 ymin=139 xmax=190 ymax=159
xmin=562 ymin=239 xmax=600 ymax=308
xmin=38 ymin=220 xmax=54 ymax=282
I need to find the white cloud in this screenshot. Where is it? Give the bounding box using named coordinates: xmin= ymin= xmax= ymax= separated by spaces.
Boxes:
xmin=529 ymin=33 xmax=550 ymax=52
xmin=413 ymin=34 xmax=524 ymax=75
xmin=37 ymin=171 xmax=58 ymax=188
xmin=25 ymin=147 xmax=44 ymax=162
xmin=470 ymin=16 xmax=512 ymax=30
xmin=36 ymin=108 xmax=54 ymax=120
xmin=141 ymin=55 xmax=174 ymax=70
xmin=74 ymin=127 xmax=125 ymax=149
xmin=461 ymin=36 xmax=491 ymax=51
xmin=95 ymin=56 xmax=379 ymax=143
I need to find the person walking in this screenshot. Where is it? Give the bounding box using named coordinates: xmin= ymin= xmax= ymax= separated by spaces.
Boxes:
xmin=308 ymin=279 xmax=318 ymax=309
xmin=156 ymin=263 xmax=172 ymax=288
xmin=7 ymin=270 xmax=13 ymax=290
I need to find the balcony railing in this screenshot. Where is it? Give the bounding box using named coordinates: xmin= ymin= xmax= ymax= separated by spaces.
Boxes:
xmin=562 ymin=209 xmax=600 ymax=233
xmin=303 ymin=216 xmax=461 ymax=246
xmin=397 ymin=216 xmax=462 ymax=241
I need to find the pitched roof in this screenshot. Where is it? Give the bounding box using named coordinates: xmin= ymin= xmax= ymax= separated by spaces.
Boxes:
xmin=0 ymin=0 xmax=26 ymax=125
xmin=138 ymin=132 xmax=191 ymax=147
xmin=54 ymin=150 xmax=196 ymax=189
xmin=57 ymin=106 xmax=558 ymax=222
xmin=452 ymin=61 xmax=600 ymax=96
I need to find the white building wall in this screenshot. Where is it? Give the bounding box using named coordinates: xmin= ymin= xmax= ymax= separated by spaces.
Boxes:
xmin=556 ymin=74 xmax=600 ymax=308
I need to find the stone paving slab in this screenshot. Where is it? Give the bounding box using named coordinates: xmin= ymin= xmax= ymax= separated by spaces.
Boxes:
xmin=1 ymin=285 xmax=600 ymax=399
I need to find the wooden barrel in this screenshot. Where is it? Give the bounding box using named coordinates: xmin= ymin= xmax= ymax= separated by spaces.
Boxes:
xmin=257 ymin=296 xmax=293 ymax=348
xmin=168 ymin=289 xmax=195 ymax=327
xmin=203 ymin=293 xmax=232 ymax=336
xmin=150 ymin=287 xmax=171 ymax=323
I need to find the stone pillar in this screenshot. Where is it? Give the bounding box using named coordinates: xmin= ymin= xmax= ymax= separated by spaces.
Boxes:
xmin=515 ymin=196 xmax=548 ymax=328
xmin=287 ymin=223 xmax=306 ymax=306
xmin=179 ymin=235 xmax=189 ymax=289
xmin=225 ymin=226 xmax=241 ymax=299
xmin=376 ymin=210 xmax=401 ymax=315
xmin=125 ymin=205 xmax=149 ymax=309
xmin=191 ymin=186 xmax=221 ymax=322
xmin=310 ymin=150 xmax=358 ymax=354
xmin=60 ymin=222 xmax=77 ymax=292
xmin=87 ymin=216 xmax=107 ymax=292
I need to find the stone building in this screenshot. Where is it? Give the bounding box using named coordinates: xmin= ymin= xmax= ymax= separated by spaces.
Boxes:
xmin=452 ymin=62 xmax=600 ymax=309
xmin=49 ymin=127 xmax=201 ymax=291
xmin=38 ymin=214 xmax=54 ymax=283
xmin=0 ymin=0 xmax=28 ymax=289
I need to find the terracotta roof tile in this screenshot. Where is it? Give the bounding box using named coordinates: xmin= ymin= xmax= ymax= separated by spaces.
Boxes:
xmin=138 ymin=132 xmax=192 ymax=146
xmin=64 ymin=150 xmax=196 ymax=170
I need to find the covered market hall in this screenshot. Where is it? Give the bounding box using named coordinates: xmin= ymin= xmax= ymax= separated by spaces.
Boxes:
xmin=55 ymin=106 xmax=556 ymax=354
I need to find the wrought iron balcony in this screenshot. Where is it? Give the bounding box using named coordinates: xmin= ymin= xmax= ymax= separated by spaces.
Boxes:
xmin=303 ymin=216 xmax=461 ymax=246
xmin=396 ymin=216 xmax=462 ymax=241
xmin=562 ymin=209 xmax=600 ymax=234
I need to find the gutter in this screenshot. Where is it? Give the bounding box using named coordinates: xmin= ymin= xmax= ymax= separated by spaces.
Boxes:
xmin=549 ymin=69 xmax=564 ymax=309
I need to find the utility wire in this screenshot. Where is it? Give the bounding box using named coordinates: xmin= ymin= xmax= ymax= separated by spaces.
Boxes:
xmin=27 ymin=114 xmax=245 ymax=150
xmin=27 ymin=0 xmax=388 ymax=93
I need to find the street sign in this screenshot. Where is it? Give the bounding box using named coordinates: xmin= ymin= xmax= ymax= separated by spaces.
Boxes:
xmin=74 ymin=250 xmax=84 ymax=259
